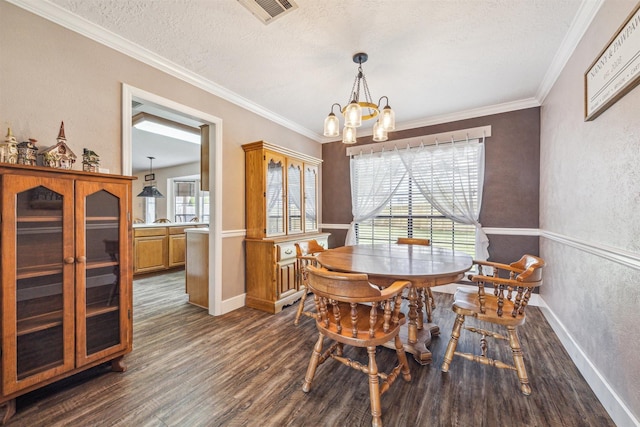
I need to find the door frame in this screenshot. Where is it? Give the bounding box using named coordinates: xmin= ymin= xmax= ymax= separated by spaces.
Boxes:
xmin=121 ymin=83 xmax=223 ymax=315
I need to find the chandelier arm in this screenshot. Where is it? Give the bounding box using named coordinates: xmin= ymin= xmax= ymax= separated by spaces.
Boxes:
xmin=377 ymin=96 xmax=390 ymax=108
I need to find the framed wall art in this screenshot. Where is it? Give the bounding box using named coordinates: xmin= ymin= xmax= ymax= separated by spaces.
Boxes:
xmin=584 ymin=2 xmax=640 ymax=121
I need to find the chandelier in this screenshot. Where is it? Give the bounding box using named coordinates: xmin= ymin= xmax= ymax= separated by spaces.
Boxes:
xmin=323 ymin=52 xmax=395 ymax=144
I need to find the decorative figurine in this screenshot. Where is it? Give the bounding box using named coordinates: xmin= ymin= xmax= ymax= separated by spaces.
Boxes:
xmin=40 ymin=121 xmax=76 ymax=169
xmin=82 ymin=148 xmax=100 ymax=172
xmin=1 ymin=127 xmax=19 ymax=164
xmin=17 ymin=138 xmax=39 ymax=166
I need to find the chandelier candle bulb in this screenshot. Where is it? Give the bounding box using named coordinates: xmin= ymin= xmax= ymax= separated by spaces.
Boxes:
xmin=372 ymin=120 xmax=388 ymax=142
xmin=380 ymin=104 xmax=395 ymax=131
xmin=344 ymin=101 xmax=362 ymax=128
xmin=342 ymin=126 xmax=357 ymax=144
xmin=323 ymin=112 xmax=340 ymax=137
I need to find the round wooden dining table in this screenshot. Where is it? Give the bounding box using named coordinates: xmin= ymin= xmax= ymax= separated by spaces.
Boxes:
xmin=316 ymin=243 xmax=473 ymax=364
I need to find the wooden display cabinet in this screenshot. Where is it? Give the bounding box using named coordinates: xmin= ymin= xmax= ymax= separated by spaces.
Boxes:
xmin=242 ymin=141 xmax=328 ymax=313
xmin=0 ymin=164 xmax=134 ymax=423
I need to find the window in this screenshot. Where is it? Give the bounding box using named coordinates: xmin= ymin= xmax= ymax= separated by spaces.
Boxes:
xmin=144 ymin=197 xmax=156 ymax=223
xmin=356 ymin=176 xmax=476 ymax=257
xmin=351 ymin=141 xmax=484 ymax=258
xmin=173 ymin=179 xmax=209 ymax=223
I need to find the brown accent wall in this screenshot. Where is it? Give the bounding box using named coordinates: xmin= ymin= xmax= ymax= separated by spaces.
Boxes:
xmin=322 ymin=107 xmax=540 ymax=263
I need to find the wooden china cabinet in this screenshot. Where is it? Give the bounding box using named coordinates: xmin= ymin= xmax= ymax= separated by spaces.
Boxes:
xmin=242 ymin=141 xmax=329 ymax=313
xmin=0 ymin=164 xmax=134 ymax=424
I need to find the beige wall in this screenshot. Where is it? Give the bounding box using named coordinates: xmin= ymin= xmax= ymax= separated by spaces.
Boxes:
xmin=0 ymin=2 xmax=320 ymax=302
xmin=540 ymin=0 xmax=640 ymax=421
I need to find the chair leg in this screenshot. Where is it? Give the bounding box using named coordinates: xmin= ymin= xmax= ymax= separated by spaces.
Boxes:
xmin=441 ymin=313 xmax=465 ymax=372
xmin=367 ymin=346 xmax=383 ymax=427
xmin=293 ymin=290 xmax=308 ymax=326
xmin=507 ymin=326 xmax=531 ymax=395
xmin=427 ymin=288 xmax=436 ymax=309
xmin=394 ymin=335 xmax=412 ymax=382
xmin=423 ymin=288 xmax=436 ymax=324
xmin=416 ymin=288 xmax=425 ymax=330
xmin=302 ymin=334 xmax=324 ymax=393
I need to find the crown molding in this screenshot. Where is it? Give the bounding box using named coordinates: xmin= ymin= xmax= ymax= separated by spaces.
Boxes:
xmin=395 ymin=98 xmax=541 ymax=132
xmin=536 ymin=0 xmax=605 ymax=103
xmin=6 ymin=0 xmax=323 ymax=142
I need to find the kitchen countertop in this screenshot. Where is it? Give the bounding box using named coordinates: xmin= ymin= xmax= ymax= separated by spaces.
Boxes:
xmin=133 ymin=222 xmax=208 ymax=228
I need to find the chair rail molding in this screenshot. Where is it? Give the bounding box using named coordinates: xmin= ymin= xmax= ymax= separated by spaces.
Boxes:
xmin=542 ymin=230 xmax=640 ymax=271
xmin=222 ymin=229 xmax=247 ymax=239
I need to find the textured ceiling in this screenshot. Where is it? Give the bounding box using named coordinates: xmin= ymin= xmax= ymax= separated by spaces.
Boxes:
xmin=41 ymin=0 xmax=593 ymax=144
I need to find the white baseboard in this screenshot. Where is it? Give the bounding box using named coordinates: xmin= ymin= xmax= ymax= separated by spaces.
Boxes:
xmin=220 ymin=293 xmax=245 ymax=314
xmin=539 ymin=300 xmax=639 ymax=427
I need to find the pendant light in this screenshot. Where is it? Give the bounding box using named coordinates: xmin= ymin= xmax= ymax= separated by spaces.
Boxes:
xmin=137 ymin=156 xmax=164 ymax=198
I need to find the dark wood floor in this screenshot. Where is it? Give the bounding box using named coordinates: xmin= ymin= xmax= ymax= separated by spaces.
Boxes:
xmin=8 ymin=271 xmax=614 ymax=426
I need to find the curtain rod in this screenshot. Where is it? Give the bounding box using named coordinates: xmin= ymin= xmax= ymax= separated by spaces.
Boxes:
xmin=345 ymin=125 xmax=491 ymax=156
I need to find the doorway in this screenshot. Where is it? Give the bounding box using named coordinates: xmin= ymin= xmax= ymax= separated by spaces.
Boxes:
xmin=121 ymin=84 xmax=223 ymax=315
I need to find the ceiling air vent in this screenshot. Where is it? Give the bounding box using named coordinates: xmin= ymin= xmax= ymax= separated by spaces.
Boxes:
xmin=238 ymin=0 xmax=298 ymax=24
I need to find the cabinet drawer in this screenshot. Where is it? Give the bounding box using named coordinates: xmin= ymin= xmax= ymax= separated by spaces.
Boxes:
xmin=277 ymin=243 xmax=297 ymax=261
xmin=134 ymin=227 xmax=167 ymax=237
xmin=169 ymin=226 xmax=193 ymax=235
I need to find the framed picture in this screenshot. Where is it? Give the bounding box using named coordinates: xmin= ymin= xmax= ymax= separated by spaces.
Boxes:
xmin=584 ymin=2 xmax=640 ymax=121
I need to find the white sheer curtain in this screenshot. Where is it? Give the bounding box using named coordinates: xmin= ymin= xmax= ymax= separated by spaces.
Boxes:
xmin=266 ymin=160 xmax=283 ymax=234
xmin=399 ymin=138 xmax=488 ymax=260
xmin=346 ymin=148 xmax=407 ymax=245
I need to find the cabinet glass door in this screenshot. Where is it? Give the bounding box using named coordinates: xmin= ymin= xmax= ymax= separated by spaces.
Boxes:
xmin=1 ymin=176 xmax=75 ymax=394
xmin=304 ymin=164 xmax=319 ymax=232
xmin=287 ymin=160 xmax=303 ymax=234
xmin=76 ymin=182 xmax=129 ymax=365
xmin=265 ymin=154 xmax=285 ymax=236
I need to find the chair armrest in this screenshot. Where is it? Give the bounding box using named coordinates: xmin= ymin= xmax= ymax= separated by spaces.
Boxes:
xmin=468 ymin=274 xmax=524 ymax=288
xmin=379 ymin=280 xmax=411 ymax=299
xmin=473 ymin=260 xmax=522 ymax=273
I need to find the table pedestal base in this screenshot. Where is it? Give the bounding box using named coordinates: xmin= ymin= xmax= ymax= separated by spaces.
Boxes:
xmin=384 ymin=322 xmax=440 ymax=365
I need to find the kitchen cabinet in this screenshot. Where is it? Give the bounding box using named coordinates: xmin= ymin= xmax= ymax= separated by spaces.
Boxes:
xmin=133 ymin=225 xmax=202 ymax=275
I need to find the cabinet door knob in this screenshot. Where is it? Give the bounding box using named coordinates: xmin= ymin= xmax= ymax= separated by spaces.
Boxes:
xmin=64 ymin=257 xmax=75 ymax=264
xmin=77 ymin=256 xmax=87 ymax=263
xmin=285 ymin=249 xmax=293 ymax=255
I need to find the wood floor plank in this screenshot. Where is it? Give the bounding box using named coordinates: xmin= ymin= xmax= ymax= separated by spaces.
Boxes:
xmin=6 ymin=270 xmax=615 ymax=426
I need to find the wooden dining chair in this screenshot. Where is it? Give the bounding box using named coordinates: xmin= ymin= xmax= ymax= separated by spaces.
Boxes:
xmin=395 ymin=237 xmax=435 ymax=324
xmin=441 ymin=254 xmax=545 ymax=395
xmin=293 ymin=239 xmax=326 ymax=326
xmin=153 ymin=218 xmax=171 ymax=223
xmin=302 ymin=265 xmax=411 ymax=427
